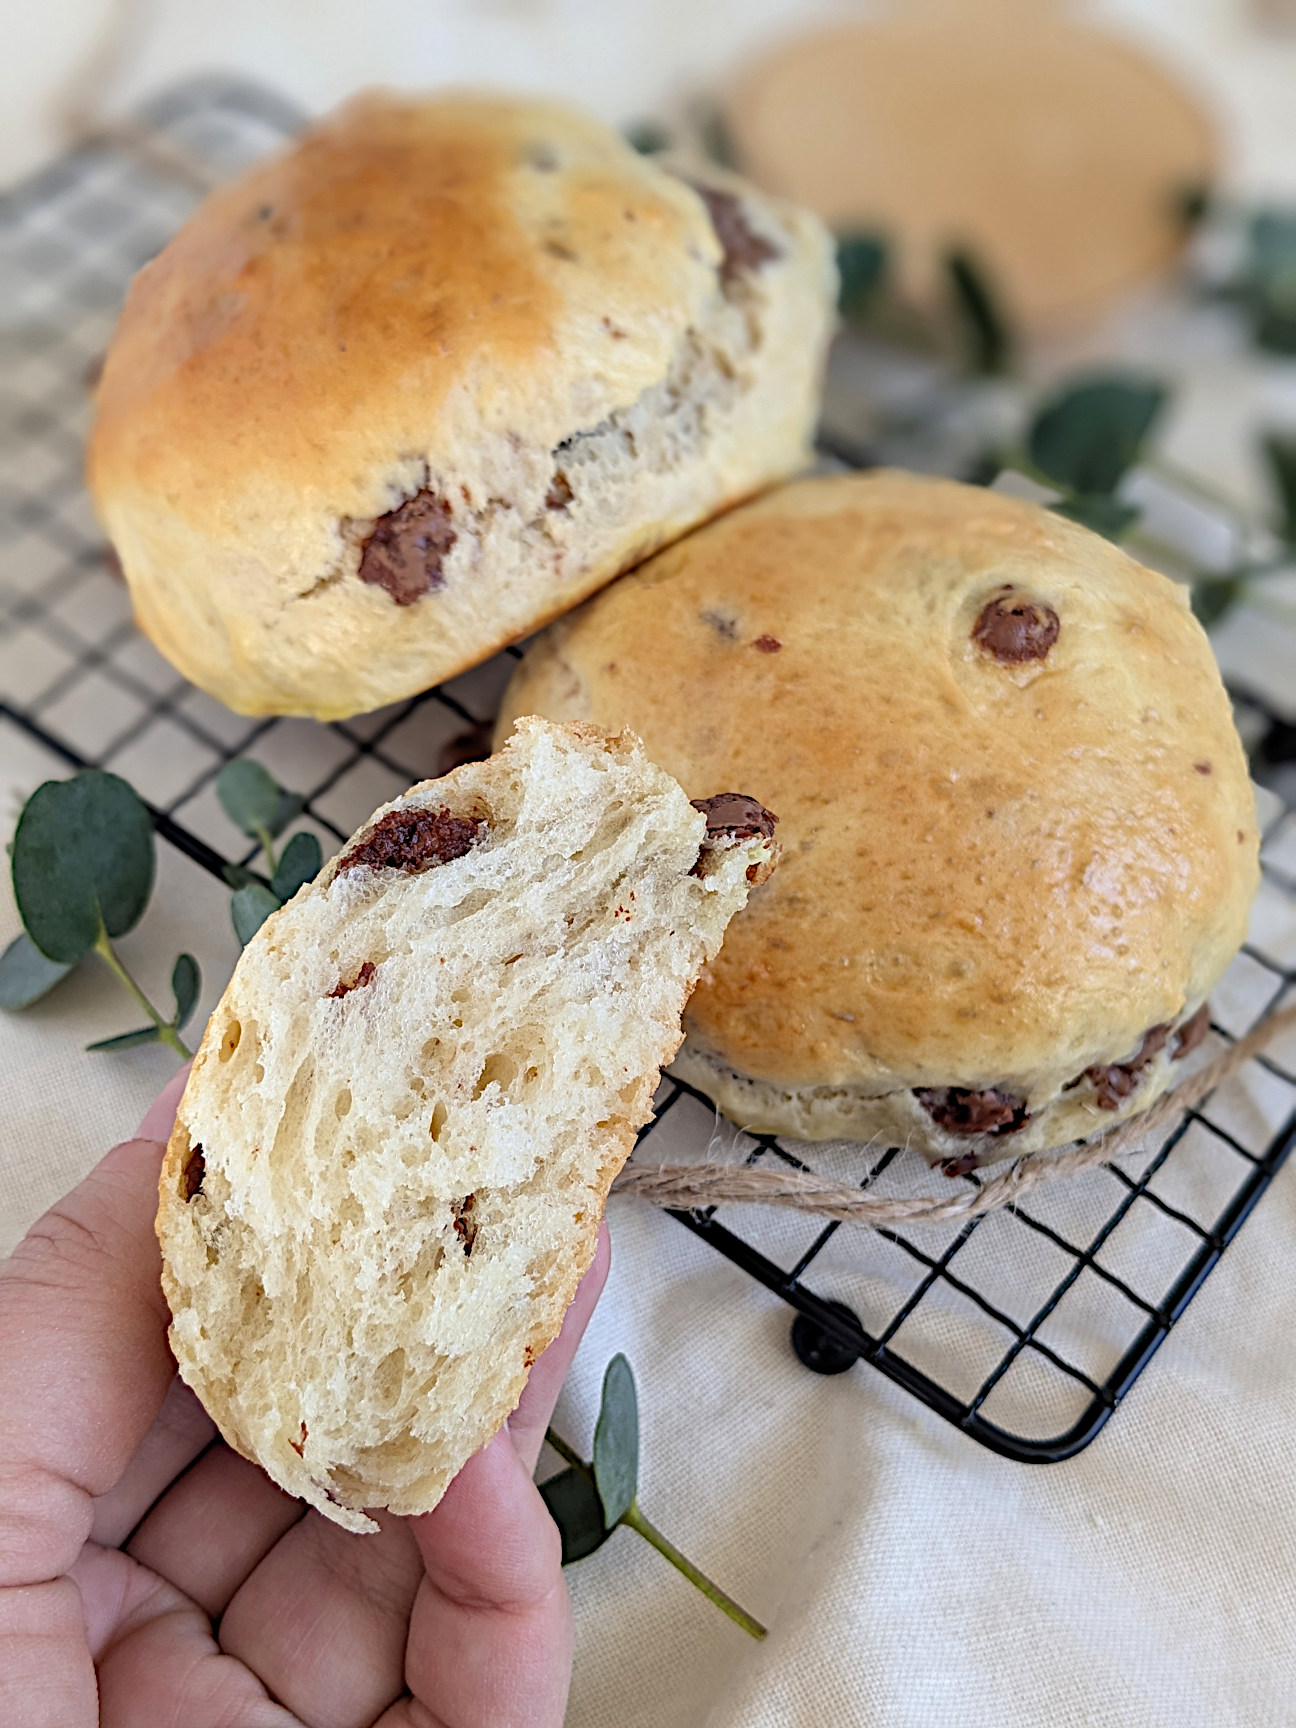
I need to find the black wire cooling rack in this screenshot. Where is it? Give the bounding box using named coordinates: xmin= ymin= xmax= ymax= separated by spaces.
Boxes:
xmin=3 ymin=76 xmax=1295 ymax=1463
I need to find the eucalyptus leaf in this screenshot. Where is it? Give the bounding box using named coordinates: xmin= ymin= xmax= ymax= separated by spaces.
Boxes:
xmin=945 ymin=247 xmax=1011 ymax=376
xmin=1050 ymin=494 xmax=1141 ymax=543
xmin=222 ymin=862 xmax=262 ymax=890
xmin=1250 ymin=209 xmax=1296 ymax=284
xmin=539 ymin=1468 xmax=613 ymax=1565
xmin=1028 ymin=373 xmax=1167 ymax=497
xmin=698 ymin=108 xmax=737 ymax=169
xmin=0 ymin=932 xmax=76 ymax=1010
xmin=271 ymin=789 xmax=307 ymax=838
xmin=1173 ymin=182 xmax=1211 ymax=229
xmin=170 ymin=952 xmax=201 ymax=1030
xmin=1248 ymin=210 xmax=1296 ymax=354
xmin=86 ymin=1024 xmax=160 ymax=1052
xmin=963 ymin=448 xmax=1004 ymax=489
xmin=216 ymin=760 xmax=303 ymax=843
xmin=11 ymin=771 xmax=155 ymax=964
xmin=231 ymin=881 xmax=280 ymax=947
xmin=272 ymin=831 xmax=322 ymax=903
xmin=592 ymin=1353 xmax=639 ymax=1529
xmin=836 ymin=233 xmax=888 ymax=323
xmin=624 ymin=120 xmax=670 ymax=156
xmin=1191 ymin=575 xmax=1245 ymax=627
xmin=1261 ymin=431 xmax=1296 ymax=544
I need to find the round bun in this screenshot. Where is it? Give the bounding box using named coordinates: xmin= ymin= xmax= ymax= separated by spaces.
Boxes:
xmin=497 ymin=471 xmax=1259 ymax=1168
xmin=157 ymin=719 xmax=775 ymax=1531
xmin=88 ymin=91 xmax=835 ymax=719
xmin=725 ymin=2 xmax=1215 ymax=332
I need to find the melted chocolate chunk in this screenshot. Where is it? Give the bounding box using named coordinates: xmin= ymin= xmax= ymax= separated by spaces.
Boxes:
xmin=546 ymin=471 xmax=573 ymax=511
xmin=690 ymin=793 xmax=778 ymax=842
xmin=940 ymin=1150 xmax=982 ymax=1179
xmin=1084 ymin=1023 xmax=1170 ymax=1110
xmin=684 ymin=181 xmax=781 ymax=285
xmin=914 ymin=1086 xmax=1030 ymax=1137
xmin=451 ymin=1193 xmax=477 ymax=1256
xmin=972 ymin=588 xmax=1060 ymax=664
xmin=182 ymin=1145 xmax=205 ymax=1202
xmin=338 ymin=806 xmax=485 ymax=875
xmin=1173 ymin=1003 xmax=1211 ymax=1059
xmin=328 ymin=959 xmax=376 ymax=999
xmin=358 ymin=490 xmax=456 ymax=606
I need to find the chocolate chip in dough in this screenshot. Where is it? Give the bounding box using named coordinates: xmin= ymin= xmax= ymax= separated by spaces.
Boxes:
xmin=1172 ymin=1004 xmax=1211 ymax=1059
xmin=1083 ymin=1023 xmax=1170 ymax=1109
xmin=328 ymin=960 xmax=377 ymax=998
xmin=972 ymin=588 xmax=1060 ymax=664
xmin=913 ymin=1086 xmax=1030 ymax=1137
xmin=182 ymin=1145 xmax=206 ymax=1202
xmin=358 ymin=490 xmax=456 ymax=605
xmin=339 ymin=807 xmax=485 ymax=874
xmin=690 ymin=793 xmax=778 ymax=842
xmin=682 ymin=181 xmax=781 ymax=285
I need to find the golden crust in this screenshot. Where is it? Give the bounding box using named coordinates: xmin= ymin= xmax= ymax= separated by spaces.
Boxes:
xmin=91 ymin=94 xmax=695 ymax=520
xmin=88 ymin=92 xmax=835 ymax=718
xmin=498 ymin=471 xmax=1259 ymax=1133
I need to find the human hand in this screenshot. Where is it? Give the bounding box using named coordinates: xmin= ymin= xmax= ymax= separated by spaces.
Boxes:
xmin=0 ymin=1066 xmax=610 ymax=1727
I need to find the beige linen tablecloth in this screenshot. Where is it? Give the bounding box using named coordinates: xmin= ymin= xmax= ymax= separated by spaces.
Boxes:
xmin=5 ymin=73 xmax=1296 ymax=1728
xmin=3 ymin=702 xmax=1295 ymax=1726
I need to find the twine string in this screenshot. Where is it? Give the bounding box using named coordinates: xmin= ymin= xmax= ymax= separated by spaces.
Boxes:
xmin=610 ymin=1002 xmax=1296 ymax=1226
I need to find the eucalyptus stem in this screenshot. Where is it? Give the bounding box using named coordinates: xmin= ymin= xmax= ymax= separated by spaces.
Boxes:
xmin=545 ymin=1429 xmax=585 ymax=1472
xmin=93 ymin=929 xmax=191 ymax=1058
xmin=543 ymin=1427 xmax=767 ymax=1641
xmin=621 ymin=1500 xmax=767 ymax=1640
xmin=253 ymin=823 xmax=279 ymax=878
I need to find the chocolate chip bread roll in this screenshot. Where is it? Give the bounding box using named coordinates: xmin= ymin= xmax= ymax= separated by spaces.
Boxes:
xmin=158 ymin=720 xmax=777 ymax=1530
xmin=497 ymin=471 xmax=1259 ymax=1170
xmin=89 ymin=92 xmax=836 ymax=719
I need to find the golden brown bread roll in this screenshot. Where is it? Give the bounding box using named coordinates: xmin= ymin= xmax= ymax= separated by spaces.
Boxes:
xmin=89 ymin=91 xmax=836 ymax=719
xmin=725 ymin=0 xmax=1215 ymax=332
xmin=497 ymin=471 xmax=1259 ymax=1169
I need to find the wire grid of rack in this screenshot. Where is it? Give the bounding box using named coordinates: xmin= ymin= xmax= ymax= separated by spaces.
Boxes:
xmin=3 ymin=76 xmax=1295 ymax=1463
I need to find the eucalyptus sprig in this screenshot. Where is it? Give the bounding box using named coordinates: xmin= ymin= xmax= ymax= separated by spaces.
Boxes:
xmin=542 ymin=1355 xmax=767 ymax=1641
xmin=216 ymin=759 xmax=321 ymax=945
xmin=968 ymin=369 xmax=1296 ymax=630
xmin=1 ymin=770 xmax=198 ymax=1056
xmin=834 ymin=230 xmax=1013 ymax=377
xmin=1022 ymin=371 xmax=1166 ymax=541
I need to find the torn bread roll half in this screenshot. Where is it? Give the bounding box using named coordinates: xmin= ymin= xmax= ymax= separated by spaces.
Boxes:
xmin=89 ymin=90 xmax=836 ymax=719
xmin=157 ymin=719 xmax=777 ymax=1531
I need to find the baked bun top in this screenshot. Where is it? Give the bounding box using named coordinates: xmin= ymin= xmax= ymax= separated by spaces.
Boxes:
xmin=87 ymin=91 xmax=833 ymax=717
xmin=498 ymin=471 xmax=1259 ymax=1099
xmin=91 ymin=93 xmax=722 ymax=527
